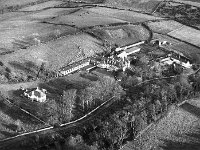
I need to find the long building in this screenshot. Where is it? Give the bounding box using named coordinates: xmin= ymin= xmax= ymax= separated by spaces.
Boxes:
xmin=115 ymin=41 xmax=145 ymax=52
xmin=57 ymin=58 xmax=91 ymax=76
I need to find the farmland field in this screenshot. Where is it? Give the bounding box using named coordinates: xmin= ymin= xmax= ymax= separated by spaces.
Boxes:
xmin=153 ymin=33 xmax=200 ymax=63
xmin=171 ymin=43 xmax=200 ymax=63
xmin=152 ymin=33 xmax=181 ymax=45
xmin=172 ymin=0 xmax=200 ymax=7
xmin=87 ymin=24 xmax=150 ymax=47
xmin=46 ymin=8 xmax=127 ymax=28
xmin=87 ymin=7 xmax=162 ymax=23
xmin=26 ymin=7 xmax=76 ymax=19
xmin=168 ymin=26 xmax=200 ymax=47
xmin=0 ymin=20 xmax=78 ymax=51
xmin=46 ymin=7 xmax=162 ymax=28
xmin=0 ymin=33 xmax=105 ymax=72
xmin=19 ymin=1 xmax=64 ymax=11
xmin=103 ymin=0 xmax=162 ymax=13
xmin=148 ymin=20 xmax=183 ymax=34
xmin=0 ymin=98 xmax=45 ymax=140
xmin=0 ymin=0 xmax=39 ymax=10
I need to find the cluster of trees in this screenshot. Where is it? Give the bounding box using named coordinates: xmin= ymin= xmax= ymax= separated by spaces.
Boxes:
xmin=157 ymin=2 xmax=200 ymax=26
xmin=72 ymin=53 xmax=200 ymax=150
xmin=0 ymin=61 xmax=57 ymax=84
xmin=13 ymin=52 xmax=200 ymax=150
xmin=17 ymin=76 xmax=124 ymax=126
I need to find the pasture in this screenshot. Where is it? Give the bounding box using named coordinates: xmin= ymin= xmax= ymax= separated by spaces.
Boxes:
xmin=168 ymin=26 xmax=200 ymax=47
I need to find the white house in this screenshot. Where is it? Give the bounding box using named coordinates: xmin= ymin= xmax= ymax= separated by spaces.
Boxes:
xmin=151 ymin=39 xmax=172 ymax=47
xmin=24 ymin=87 xmax=47 ymax=102
xmin=160 ymin=57 xmax=192 ymax=68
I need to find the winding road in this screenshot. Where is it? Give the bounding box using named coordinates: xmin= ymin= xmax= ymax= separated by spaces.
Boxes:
xmin=0 ymin=96 xmax=116 ymax=150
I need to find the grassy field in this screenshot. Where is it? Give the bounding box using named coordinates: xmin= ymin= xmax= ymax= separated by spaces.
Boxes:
xmin=172 ymin=0 xmax=200 ymax=7
xmin=0 ymin=33 xmax=104 ymax=73
xmin=103 ymin=0 xmax=162 ymax=13
xmin=46 ymin=7 xmax=162 ymax=28
xmin=0 ymin=1 xmax=157 ymax=82
xmin=19 ymin=1 xmax=64 ymax=11
xmin=0 ymin=0 xmax=39 ymax=10
xmin=168 ymin=26 xmax=200 ymax=47
xmin=152 ymin=33 xmax=181 ymax=45
xmin=0 ymin=19 xmax=78 ymax=51
xmin=87 ymin=7 xmax=162 ymax=23
xmin=148 ymin=20 xmax=183 ymax=34
xmin=46 ymin=8 xmax=127 ymax=28
xmin=87 ymin=24 xmax=150 ymax=47
xmin=153 ymin=33 xmax=200 ymax=63
xmin=0 ymin=97 xmax=45 ymax=140
xmin=130 ymin=102 xmax=200 ymax=150
xmin=171 ymin=43 xmax=200 ymax=63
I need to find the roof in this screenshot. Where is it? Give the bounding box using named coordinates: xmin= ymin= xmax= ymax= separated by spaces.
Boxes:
xmin=59 ymin=58 xmax=90 ymax=71
xmin=125 ymin=47 xmax=141 ymax=54
xmin=82 ymin=64 xmax=97 ymax=71
xmin=24 ymin=87 xmax=46 ymax=97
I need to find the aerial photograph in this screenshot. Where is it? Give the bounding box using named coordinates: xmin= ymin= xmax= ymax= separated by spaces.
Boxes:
xmin=0 ymin=0 xmax=200 ymax=149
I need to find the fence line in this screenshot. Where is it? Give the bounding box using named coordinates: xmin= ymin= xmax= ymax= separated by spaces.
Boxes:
xmin=0 ymin=96 xmax=115 ymax=143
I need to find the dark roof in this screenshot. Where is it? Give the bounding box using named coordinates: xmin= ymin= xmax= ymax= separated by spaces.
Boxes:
xmin=60 ymin=58 xmax=90 ymax=71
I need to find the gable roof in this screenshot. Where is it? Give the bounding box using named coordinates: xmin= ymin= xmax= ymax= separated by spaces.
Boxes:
xmin=125 ymin=46 xmax=141 ymax=54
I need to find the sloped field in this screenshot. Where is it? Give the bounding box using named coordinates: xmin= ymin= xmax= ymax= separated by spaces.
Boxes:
xmin=0 ymin=0 xmax=39 ymax=10
xmin=168 ymin=26 xmax=200 ymax=47
xmin=46 ymin=7 xmax=162 ymax=28
xmin=153 ymin=33 xmax=200 ymax=63
xmin=172 ymin=0 xmax=200 ymax=7
xmin=0 ymin=98 xmax=45 ymax=140
xmin=45 ymin=8 xmax=127 ymax=28
xmin=87 ymin=24 xmax=150 ymax=47
xmin=19 ymin=1 xmax=64 ymax=11
xmin=0 ymin=19 xmax=78 ymax=51
xmin=103 ymin=0 xmax=162 ymax=12
xmin=0 ymin=33 xmax=105 ymax=73
xmin=148 ymin=20 xmax=183 ymax=34
xmin=87 ymin=7 xmax=162 ymax=23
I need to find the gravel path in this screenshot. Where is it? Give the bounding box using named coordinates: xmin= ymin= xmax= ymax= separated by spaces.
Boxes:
xmin=122 ymin=99 xmax=200 ymax=150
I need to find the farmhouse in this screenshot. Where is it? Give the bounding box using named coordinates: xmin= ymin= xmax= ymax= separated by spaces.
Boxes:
xmin=24 ymin=87 xmax=47 ymax=102
xmin=96 ymin=57 xmax=121 ymax=71
xmin=160 ymin=52 xmax=192 ymax=68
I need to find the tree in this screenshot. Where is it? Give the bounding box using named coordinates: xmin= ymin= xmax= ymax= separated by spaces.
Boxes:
xmin=44 ymin=99 xmax=59 ymax=125
xmin=58 ymin=89 xmax=77 ymax=123
xmin=160 ymin=88 xmax=168 ymax=112
xmin=80 ymin=76 xmax=124 ymax=111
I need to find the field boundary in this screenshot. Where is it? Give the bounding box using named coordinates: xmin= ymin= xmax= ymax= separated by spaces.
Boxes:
xmin=0 ymin=96 xmax=116 ymax=149
xmin=120 ymin=99 xmax=190 ymax=150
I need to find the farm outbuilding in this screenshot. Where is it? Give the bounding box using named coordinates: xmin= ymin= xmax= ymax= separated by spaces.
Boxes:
xmin=58 ymin=58 xmax=91 ymax=76
xmin=117 ymin=46 xmax=141 ymax=60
